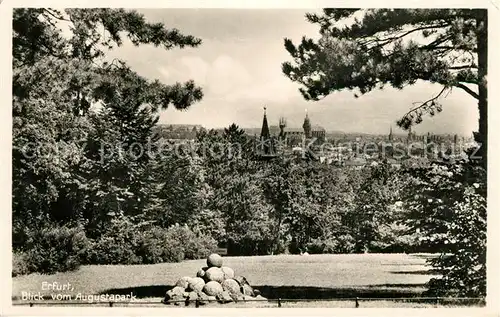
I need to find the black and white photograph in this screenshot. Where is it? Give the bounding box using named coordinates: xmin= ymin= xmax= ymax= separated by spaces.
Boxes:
xmin=5 ymin=2 xmax=498 ymax=312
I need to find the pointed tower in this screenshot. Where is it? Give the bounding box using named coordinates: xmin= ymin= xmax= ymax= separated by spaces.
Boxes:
xmin=389 ymin=126 xmax=393 ymax=141
xmin=257 ymin=106 xmax=277 ymax=157
xmin=303 ymin=109 xmax=311 ymax=138
xmin=261 ymin=107 xmax=270 ymax=139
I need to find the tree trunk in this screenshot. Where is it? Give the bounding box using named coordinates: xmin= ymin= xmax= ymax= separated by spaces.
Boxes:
xmin=476 ymin=10 xmax=488 ymax=171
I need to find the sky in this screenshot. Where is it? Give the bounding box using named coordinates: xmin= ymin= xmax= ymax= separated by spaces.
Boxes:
xmin=106 ymin=9 xmax=479 ymax=135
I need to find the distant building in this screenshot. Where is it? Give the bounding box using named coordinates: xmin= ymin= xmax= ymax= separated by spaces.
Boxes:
xmin=311 ymin=125 xmax=326 ymax=143
xmin=154 ymin=123 xmax=203 ymax=140
xmin=254 ymin=107 xmax=326 ymax=159
xmin=255 ymin=107 xmax=278 ymax=160
xmin=278 ymin=110 xmax=326 ymax=143
xmin=284 ymin=127 xmax=304 ymax=137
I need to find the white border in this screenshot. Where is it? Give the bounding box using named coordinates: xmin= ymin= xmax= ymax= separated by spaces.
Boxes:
xmin=1 ymin=1 xmax=499 ymax=316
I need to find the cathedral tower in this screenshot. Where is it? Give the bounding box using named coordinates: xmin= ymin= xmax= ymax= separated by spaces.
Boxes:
xmin=303 ymin=110 xmax=311 ymax=138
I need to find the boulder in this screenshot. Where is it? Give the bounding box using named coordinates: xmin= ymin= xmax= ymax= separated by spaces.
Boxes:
xmin=169 ymin=286 xmax=185 ymax=297
xmin=207 ymin=295 xmax=217 ymax=303
xmin=198 ymin=294 xmax=217 ymax=304
xmin=175 ymin=276 xmax=192 ymax=289
xmin=197 ymin=291 xmax=209 ymax=305
xmin=187 ymin=291 xmax=198 ymax=302
xmin=241 ymin=284 xmax=255 ymax=296
xmin=207 ymin=253 xmax=223 ymax=268
xmin=233 ymin=275 xmax=249 ymax=286
xmin=196 ymin=266 xmax=208 ymax=278
xmin=164 ymin=286 xmax=185 ymax=303
xmin=187 ymin=277 xmax=205 ymax=292
xmin=235 ymin=293 xmax=246 ymax=302
xmin=203 ymin=281 xmax=223 ymax=296
xmin=221 ymin=279 xmax=240 ymax=295
xmin=221 ymin=266 xmax=235 ymax=279
xmin=228 ymin=291 xmax=241 ymax=302
xmin=205 ymin=267 xmax=224 ymax=283
xmin=216 ymin=290 xmax=233 ymax=303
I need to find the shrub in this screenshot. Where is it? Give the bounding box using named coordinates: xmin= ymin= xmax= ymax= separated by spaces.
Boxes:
xmin=12 ymin=252 xmax=30 ymax=277
xmin=135 ymin=226 xmax=170 ymax=264
xmin=161 ymin=238 xmax=187 ymax=263
xmin=227 ymin=236 xmax=278 ymax=256
xmin=165 ymin=225 xmax=217 ymax=260
xmin=305 ymin=235 xmax=356 ymax=254
xmin=86 ymin=217 xmax=142 ymax=265
xmin=88 ymin=220 xmax=217 ymax=265
xmin=134 ymin=224 xmax=215 ymax=263
xmin=89 ymin=236 xmax=142 ymax=265
xmin=136 ymin=226 xmax=185 ymax=263
xmin=19 ymin=224 xmax=91 ymax=275
xmin=370 ymin=223 xmax=419 ymax=253
xmin=334 ymin=234 xmax=356 ymax=253
xmin=305 ymin=238 xmax=326 ymax=254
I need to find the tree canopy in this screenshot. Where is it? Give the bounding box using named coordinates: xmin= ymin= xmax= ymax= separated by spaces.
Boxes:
xmin=282 ymin=9 xmax=487 ymax=165
xmin=12 ymin=8 xmax=204 ymax=240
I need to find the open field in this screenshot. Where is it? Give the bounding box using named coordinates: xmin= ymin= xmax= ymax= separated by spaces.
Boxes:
xmin=13 ymin=253 xmax=475 ymax=308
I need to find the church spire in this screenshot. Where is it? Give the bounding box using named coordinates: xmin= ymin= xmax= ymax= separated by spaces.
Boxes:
xmin=260 ymin=106 xmax=270 ymax=139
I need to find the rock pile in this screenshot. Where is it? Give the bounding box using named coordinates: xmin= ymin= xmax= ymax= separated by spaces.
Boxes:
xmin=164 ymin=253 xmax=267 ymax=305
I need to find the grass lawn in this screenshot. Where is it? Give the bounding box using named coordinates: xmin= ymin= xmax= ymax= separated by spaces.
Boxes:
xmin=13 ymin=253 xmax=467 ymax=308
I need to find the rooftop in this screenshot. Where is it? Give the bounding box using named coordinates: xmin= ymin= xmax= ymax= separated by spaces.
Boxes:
xmin=284 ymin=128 xmax=304 ymax=133
xmin=311 ymin=125 xmax=326 ymax=132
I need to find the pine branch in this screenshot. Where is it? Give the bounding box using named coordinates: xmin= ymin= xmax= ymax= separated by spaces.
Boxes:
xmin=42 ymin=8 xmax=71 ymax=22
xmin=398 ymin=86 xmax=449 ymax=129
xmin=421 ymin=34 xmax=452 ymax=50
xmin=454 ymin=83 xmax=479 ymax=99
xmin=449 ymin=65 xmax=477 ymax=70
xmin=367 ymin=24 xmax=449 ymax=49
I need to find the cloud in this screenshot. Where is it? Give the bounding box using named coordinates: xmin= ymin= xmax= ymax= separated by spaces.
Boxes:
xmin=226 ymin=76 xmax=301 ymax=104
xmin=157 ymin=54 xmax=252 ymax=97
xmin=206 ymin=55 xmax=252 ymax=96
xmin=180 ymin=56 xmax=210 ymax=85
